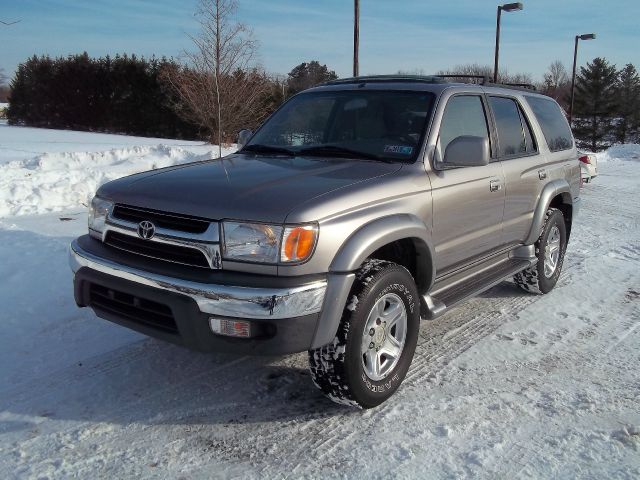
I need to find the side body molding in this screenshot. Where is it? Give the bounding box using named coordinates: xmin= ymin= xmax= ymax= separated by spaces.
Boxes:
xmin=525 ymin=179 xmax=572 ymax=245
xmin=329 ymin=214 xmax=435 ymax=290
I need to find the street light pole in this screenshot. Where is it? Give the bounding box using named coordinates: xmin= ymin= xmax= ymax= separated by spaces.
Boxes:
xmin=569 ymin=33 xmax=596 ymax=127
xmin=353 ymin=0 xmax=360 ymax=77
xmin=493 ymin=3 xmax=523 ymax=83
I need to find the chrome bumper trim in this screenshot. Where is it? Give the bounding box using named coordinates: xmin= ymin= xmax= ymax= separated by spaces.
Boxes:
xmin=69 ymin=239 xmax=327 ymax=319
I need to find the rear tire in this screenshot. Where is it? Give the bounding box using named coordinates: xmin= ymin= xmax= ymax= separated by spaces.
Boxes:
xmin=514 ymin=208 xmax=567 ymax=294
xmin=308 ymin=259 xmax=420 ymax=408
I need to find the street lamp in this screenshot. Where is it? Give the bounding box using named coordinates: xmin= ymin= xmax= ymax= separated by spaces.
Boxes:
xmin=493 ymin=2 xmax=523 ymax=83
xmin=353 ymin=0 xmax=360 ymax=77
xmin=569 ymin=33 xmax=596 ymax=126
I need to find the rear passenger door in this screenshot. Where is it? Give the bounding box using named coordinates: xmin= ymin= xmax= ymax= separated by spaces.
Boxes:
xmin=487 ymin=95 xmax=545 ymax=246
xmin=430 ymin=94 xmax=506 ymax=274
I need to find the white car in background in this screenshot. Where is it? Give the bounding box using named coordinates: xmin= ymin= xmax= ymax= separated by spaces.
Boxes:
xmin=579 ymin=152 xmax=598 ymax=183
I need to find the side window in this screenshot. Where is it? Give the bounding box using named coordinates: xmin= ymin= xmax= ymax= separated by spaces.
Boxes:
xmin=438 ymin=95 xmax=490 ymax=157
xmin=518 ymin=105 xmax=537 ymax=153
xmin=489 ymin=96 xmax=527 ymax=157
xmin=525 ymin=96 xmax=573 ymax=152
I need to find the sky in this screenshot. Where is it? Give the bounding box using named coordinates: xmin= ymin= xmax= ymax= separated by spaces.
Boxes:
xmin=1 ymin=0 xmax=638 ymax=82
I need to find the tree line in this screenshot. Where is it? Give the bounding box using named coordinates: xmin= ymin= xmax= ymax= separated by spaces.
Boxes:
xmin=5 ymin=1 xmax=337 ymax=144
xmin=6 ymin=52 xmax=335 ymax=142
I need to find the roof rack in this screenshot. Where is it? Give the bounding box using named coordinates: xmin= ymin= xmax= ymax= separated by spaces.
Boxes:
xmin=434 ymin=74 xmax=489 ymax=84
xmin=323 ymin=75 xmax=448 ymax=86
xmin=321 ymin=74 xmax=537 ymax=92
xmin=499 ymin=82 xmax=537 ymax=90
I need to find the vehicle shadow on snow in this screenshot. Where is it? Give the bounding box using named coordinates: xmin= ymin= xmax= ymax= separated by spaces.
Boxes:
xmin=0 ymin=227 xmax=350 ymax=431
xmin=3 ymin=338 xmax=349 ymax=429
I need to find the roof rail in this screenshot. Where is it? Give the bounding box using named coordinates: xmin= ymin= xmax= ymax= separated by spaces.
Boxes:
xmin=434 ymin=74 xmax=489 ymax=85
xmin=320 ymin=74 xmax=538 ymax=92
xmin=322 ymin=75 xmax=447 ymax=86
xmin=500 ymin=82 xmax=537 ymax=91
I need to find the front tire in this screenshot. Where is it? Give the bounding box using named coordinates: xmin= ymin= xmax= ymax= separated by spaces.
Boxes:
xmin=308 ymin=260 xmax=420 ymax=408
xmin=514 ymin=208 xmax=567 ymax=294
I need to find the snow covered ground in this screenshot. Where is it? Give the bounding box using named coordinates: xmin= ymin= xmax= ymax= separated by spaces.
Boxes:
xmin=0 ymin=126 xmax=638 ymax=479
xmin=0 ymin=122 xmax=236 ymax=217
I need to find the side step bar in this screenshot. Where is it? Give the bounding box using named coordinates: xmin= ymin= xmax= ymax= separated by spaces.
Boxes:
xmin=421 ymin=258 xmax=534 ymax=320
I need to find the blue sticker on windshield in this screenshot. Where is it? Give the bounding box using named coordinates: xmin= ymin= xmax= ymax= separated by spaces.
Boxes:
xmin=384 ymin=145 xmax=413 ymax=155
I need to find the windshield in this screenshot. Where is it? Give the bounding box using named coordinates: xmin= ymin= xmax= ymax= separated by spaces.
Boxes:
xmin=245 ymin=90 xmax=434 ymax=163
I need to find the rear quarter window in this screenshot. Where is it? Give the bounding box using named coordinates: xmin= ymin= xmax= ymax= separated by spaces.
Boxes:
xmin=525 ymin=96 xmax=573 ymax=152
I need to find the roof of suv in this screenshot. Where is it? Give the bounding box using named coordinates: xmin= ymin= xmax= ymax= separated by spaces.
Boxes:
xmin=311 ymin=74 xmax=543 ymax=97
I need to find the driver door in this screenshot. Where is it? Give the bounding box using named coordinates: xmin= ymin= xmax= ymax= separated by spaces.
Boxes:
xmin=429 ymin=94 xmax=506 ymax=274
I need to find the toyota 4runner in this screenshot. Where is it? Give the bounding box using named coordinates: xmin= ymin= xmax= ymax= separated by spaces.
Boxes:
xmin=70 ymin=75 xmax=581 ymax=408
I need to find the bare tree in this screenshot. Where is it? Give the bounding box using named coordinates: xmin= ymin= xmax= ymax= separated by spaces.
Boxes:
xmin=0 ymin=68 xmax=9 ymax=103
xmin=436 ymin=63 xmax=532 ymax=84
xmin=161 ymin=0 xmax=268 ymax=155
xmin=544 ymin=60 xmax=569 ymax=87
xmin=540 ymin=60 xmax=571 ymax=110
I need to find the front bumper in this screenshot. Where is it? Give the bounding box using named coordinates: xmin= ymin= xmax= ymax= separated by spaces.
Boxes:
xmin=69 ymin=236 xmax=340 ymax=355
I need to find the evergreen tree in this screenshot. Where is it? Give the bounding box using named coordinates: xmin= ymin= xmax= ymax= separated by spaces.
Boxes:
xmin=286 ymin=61 xmax=338 ymax=95
xmin=572 ymin=57 xmax=618 ymax=152
xmin=6 ymin=53 xmax=201 ymax=139
xmin=614 ymin=64 xmax=640 ymax=144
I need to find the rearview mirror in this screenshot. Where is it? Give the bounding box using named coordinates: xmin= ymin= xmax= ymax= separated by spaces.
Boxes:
xmin=442 ymin=136 xmax=490 ymax=167
xmin=237 ymin=129 xmax=253 ymax=149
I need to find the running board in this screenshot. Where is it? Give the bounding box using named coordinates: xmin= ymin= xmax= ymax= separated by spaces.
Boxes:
xmin=421 ymin=258 xmax=534 ymax=320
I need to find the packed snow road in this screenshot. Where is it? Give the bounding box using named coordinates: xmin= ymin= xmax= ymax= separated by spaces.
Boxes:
xmin=0 ymin=132 xmax=639 ymax=478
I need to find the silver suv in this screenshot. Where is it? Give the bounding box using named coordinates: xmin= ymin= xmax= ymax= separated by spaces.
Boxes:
xmin=70 ymin=76 xmax=581 ymax=408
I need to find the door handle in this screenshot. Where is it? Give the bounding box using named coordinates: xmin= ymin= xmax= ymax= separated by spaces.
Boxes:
xmin=489 ymin=179 xmax=502 ymax=192
xmin=538 ymin=169 xmax=547 ymax=180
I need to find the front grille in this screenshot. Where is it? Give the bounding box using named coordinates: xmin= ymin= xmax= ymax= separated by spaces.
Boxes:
xmin=105 ymin=231 xmax=210 ymax=268
xmin=89 ymin=283 xmax=178 ymax=334
xmin=112 ymin=204 xmax=210 ymax=234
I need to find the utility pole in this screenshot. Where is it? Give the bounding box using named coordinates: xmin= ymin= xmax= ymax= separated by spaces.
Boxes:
xmin=353 ymin=0 xmax=359 ymax=77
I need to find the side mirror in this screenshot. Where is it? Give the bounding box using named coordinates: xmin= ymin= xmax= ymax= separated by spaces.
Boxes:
xmin=237 ymin=129 xmax=253 ymax=149
xmin=442 ymin=136 xmax=490 ymax=167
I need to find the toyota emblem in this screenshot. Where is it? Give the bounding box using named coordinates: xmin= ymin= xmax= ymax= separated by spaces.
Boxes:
xmin=137 ymin=220 xmax=156 ymax=240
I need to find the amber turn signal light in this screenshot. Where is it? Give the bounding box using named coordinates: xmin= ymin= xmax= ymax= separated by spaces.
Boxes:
xmin=281 ymin=225 xmax=318 ymax=262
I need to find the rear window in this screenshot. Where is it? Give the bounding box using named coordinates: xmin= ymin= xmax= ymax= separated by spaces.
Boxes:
xmin=525 ymin=96 xmax=573 ymax=152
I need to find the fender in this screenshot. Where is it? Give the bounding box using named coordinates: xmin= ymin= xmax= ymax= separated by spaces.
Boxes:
xmin=311 ymin=214 xmax=435 ymax=349
xmin=329 ymin=213 xmax=435 ymax=289
xmin=525 ymin=179 xmax=572 ymax=245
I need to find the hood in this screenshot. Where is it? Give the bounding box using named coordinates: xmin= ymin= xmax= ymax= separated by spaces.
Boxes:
xmin=97 ymin=153 xmax=402 ymax=223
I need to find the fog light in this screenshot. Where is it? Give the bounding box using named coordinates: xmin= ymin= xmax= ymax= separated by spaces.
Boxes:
xmin=209 ymin=317 xmax=251 ymax=338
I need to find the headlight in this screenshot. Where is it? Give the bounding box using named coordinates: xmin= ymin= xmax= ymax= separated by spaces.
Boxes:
xmin=88 ymin=196 xmax=113 ymax=238
xmin=222 ymin=221 xmax=318 ymax=264
xmin=223 ymin=222 xmax=283 ymax=263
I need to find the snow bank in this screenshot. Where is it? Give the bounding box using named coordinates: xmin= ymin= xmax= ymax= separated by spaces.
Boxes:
xmin=0 ymin=124 xmax=235 ymax=217
xmin=594 ymin=143 xmax=640 ymax=163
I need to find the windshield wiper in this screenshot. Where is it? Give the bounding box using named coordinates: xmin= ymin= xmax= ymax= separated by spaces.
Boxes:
xmin=297 ymin=145 xmax=389 ymax=162
xmin=241 ymin=144 xmax=295 ymax=156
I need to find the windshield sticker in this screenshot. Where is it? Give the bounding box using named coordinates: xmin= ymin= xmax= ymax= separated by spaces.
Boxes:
xmin=384 ymin=145 xmax=413 ymax=155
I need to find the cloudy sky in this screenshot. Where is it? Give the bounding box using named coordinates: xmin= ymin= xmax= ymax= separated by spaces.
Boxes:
xmin=1 ymin=0 xmax=638 ymax=80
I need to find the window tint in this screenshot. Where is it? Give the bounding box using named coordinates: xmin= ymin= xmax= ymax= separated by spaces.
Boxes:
xmin=489 ymin=96 xmax=526 ymax=157
xmin=519 ymin=105 xmax=537 ymax=153
xmin=248 ymin=91 xmax=434 ymax=162
xmin=525 ymin=96 xmax=573 ymax=152
xmin=438 ymin=95 xmax=489 ymax=156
